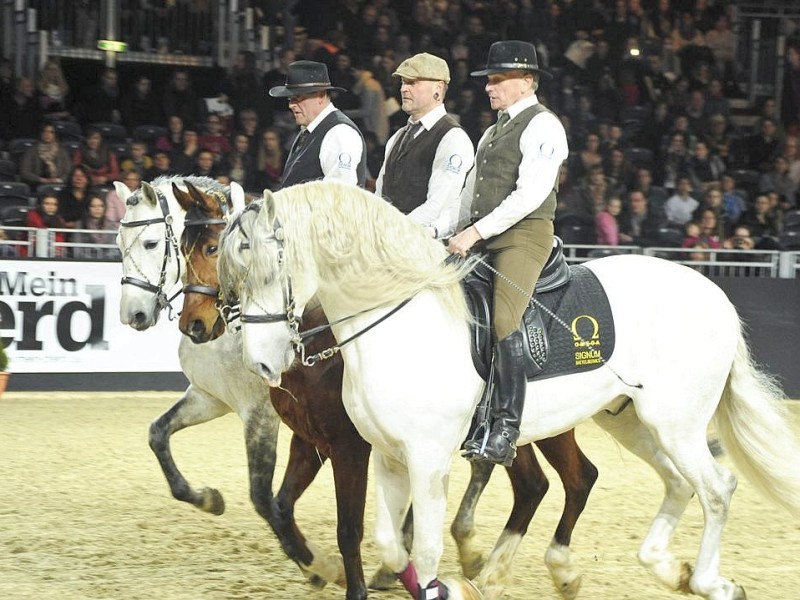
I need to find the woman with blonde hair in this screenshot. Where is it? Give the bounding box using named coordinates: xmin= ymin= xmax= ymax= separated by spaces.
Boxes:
xmin=36 ymin=58 xmax=72 ymax=120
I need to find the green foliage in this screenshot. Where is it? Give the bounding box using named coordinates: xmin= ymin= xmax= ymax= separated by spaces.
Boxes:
xmin=0 ymin=342 xmax=8 ymax=372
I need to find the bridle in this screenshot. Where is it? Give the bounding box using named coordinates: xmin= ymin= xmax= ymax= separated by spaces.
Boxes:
xmin=181 ymin=191 xmax=240 ymax=325
xmin=118 ymin=185 xmax=183 ymax=319
xmin=229 ymin=202 xmax=414 ymax=366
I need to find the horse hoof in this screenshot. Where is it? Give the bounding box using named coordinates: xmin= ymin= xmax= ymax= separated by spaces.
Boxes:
xmin=368 ymin=565 xmax=397 ymax=590
xmin=460 ymin=554 xmax=485 ymax=580
xmin=441 ymin=577 xmax=484 ymax=600
xmin=299 ymin=568 xmax=327 ymax=589
xmin=733 ymin=583 xmax=747 ymax=599
xmin=556 ymin=574 xmax=582 ymax=600
xmin=198 ymin=487 xmax=225 ymax=515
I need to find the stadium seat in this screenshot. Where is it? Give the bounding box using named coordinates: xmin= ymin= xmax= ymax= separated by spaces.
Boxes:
xmin=111 ymin=141 xmax=132 ymax=160
xmin=620 ymin=105 xmax=648 ymax=123
xmin=555 ymin=214 xmax=596 ymax=245
xmin=782 ymin=209 xmax=800 ymax=232
xmin=51 ymin=120 xmax=84 ymax=141
xmin=656 ymin=225 xmax=685 ymax=247
xmin=131 ymin=124 xmax=167 ymax=144
xmin=36 ymin=183 xmax=66 ymax=198
xmin=8 ymin=138 xmax=37 ymax=163
xmin=0 ymin=158 xmax=17 ymax=181
xmin=624 ymin=147 xmax=654 ymax=168
xmin=0 ymin=204 xmax=30 ymax=226
xmin=778 ymin=230 xmax=800 ymax=250
xmin=727 ymin=169 xmax=760 ymax=197
xmin=61 ymin=140 xmax=83 ymax=158
xmin=91 ymin=122 xmax=128 ymax=141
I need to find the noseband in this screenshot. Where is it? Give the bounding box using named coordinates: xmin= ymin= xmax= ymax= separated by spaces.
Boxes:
xmin=119 ymin=185 xmax=182 ymax=317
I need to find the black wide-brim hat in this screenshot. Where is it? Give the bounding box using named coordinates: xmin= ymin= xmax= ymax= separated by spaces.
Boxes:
xmin=268 ymin=60 xmax=347 ymax=98
xmin=470 ymin=41 xmax=552 ymax=79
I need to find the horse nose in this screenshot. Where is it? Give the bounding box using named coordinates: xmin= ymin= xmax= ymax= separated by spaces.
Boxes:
xmin=252 ymin=362 xmax=282 ymax=387
xmin=188 ymin=320 xmax=207 ymax=343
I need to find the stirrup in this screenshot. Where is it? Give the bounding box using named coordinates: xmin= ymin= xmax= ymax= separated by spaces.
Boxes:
xmin=461 ymin=420 xmax=490 ymax=459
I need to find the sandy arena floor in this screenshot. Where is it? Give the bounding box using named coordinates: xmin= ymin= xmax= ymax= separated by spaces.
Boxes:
xmin=1 ymin=391 xmax=798 ymax=599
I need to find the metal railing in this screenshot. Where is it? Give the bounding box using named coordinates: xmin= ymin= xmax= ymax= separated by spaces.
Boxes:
xmin=2 ymin=226 xmax=798 ymax=279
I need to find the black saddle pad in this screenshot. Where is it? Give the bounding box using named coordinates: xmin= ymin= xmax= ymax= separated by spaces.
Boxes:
xmin=531 ymin=264 xmax=615 ymax=380
xmin=464 ymin=263 xmax=615 ymax=381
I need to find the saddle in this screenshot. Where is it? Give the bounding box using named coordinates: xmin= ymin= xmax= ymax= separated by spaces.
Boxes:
xmin=462 ymin=237 xmax=571 ymax=382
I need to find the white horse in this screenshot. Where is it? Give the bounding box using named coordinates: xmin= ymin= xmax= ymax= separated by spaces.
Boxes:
xmin=217 ymin=180 xmax=800 ymax=600
xmin=114 ymin=176 xmax=350 ymax=590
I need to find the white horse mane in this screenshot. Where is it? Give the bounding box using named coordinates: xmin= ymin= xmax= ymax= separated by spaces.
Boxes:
xmin=219 ymin=181 xmax=473 ymax=318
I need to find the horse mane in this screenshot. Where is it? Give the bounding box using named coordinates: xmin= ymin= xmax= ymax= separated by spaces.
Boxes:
xmin=262 ymin=181 xmax=472 ymax=318
xmin=126 ymin=175 xmax=227 ymax=207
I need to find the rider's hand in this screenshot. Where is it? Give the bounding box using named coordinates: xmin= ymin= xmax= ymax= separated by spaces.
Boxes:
xmin=447 ymin=225 xmax=482 ymax=257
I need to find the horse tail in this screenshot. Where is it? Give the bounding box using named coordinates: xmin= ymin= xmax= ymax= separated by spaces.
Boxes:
xmin=713 ymin=318 xmax=800 ymax=516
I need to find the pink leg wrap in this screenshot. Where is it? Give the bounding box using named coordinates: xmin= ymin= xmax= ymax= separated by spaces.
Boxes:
xmin=397 ymin=561 xmax=419 ymax=598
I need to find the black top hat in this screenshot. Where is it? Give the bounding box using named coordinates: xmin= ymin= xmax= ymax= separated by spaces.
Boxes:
xmin=470 ymin=41 xmax=552 ymax=79
xmin=268 ymin=60 xmax=347 ymax=98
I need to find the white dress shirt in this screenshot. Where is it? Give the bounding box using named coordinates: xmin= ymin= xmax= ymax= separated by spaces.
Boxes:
xmin=306 ymin=102 xmax=364 ymax=187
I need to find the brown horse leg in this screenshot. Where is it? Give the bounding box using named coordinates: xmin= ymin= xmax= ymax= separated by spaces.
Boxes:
xmin=264 ymin=433 xmax=344 ymax=588
xmin=536 ymin=430 xmax=599 ymax=600
xmin=329 ymin=439 xmax=372 ymax=600
xmin=148 ymin=388 xmax=235 ymax=515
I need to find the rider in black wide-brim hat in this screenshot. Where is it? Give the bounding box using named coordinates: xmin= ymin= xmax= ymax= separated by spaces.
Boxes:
xmin=470 ymin=40 xmax=553 ymax=79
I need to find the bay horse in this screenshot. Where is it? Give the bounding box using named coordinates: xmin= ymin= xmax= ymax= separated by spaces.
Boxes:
xmin=176 ymin=181 xmax=599 ymax=599
xmin=217 ymin=180 xmax=800 ymax=600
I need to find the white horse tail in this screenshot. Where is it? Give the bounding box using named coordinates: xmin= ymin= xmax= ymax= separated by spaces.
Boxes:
xmin=713 ymin=319 xmax=800 ymax=516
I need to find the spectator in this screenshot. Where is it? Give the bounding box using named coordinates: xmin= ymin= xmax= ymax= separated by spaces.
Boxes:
xmin=704 ymin=12 xmax=736 ymax=85
xmin=236 ymin=107 xmax=262 ymax=154
xmin=683 ymin=208 xmax=722 ymax=249
xmin=121 ymin=75 xmax=163 ymax=133
xmin=191 ymin=149 xmax=220 ymax=179
xmin=18 ymin=122 xmax=71 ymax=189
xmin=104 ymin=170 xmax=140 ymax=229
xmin=737 ymin=193 xmax=782 ymax=244
xmin=72 ymin=127 xmax=120 ymax=186
xmin=198 ymin=113 xmax=231 ymax=159
xmin=595 ymin=196 xmax=623 ymax=245
xmin=658 ymin=130 xmax=690 ymax=191
xmin=746 ymin=118 xmax=781 ymax=172
xmin=693 ymin=183 xmax=730 ymax=236
xmin=220 ymin=132 xmax=258 ymax=193
xmin=78 ymin=67 xmax=121 ymax=126
xmin=155 ymin=115 xmax=186 ymax=154
xmin=619 ymin=189 xmax=665 ymax=247
xmin=219 ymin=50 xmax=265 ymax=122
xmin=664 ymin=175 xmax=699 ymax=226
xmin=24 ymin=192 xmax=66 ymax=257
xmin=8 ymin=76 xmax=42 ymax=139
xmin=721 ymin=224 xmax=756 ymax=256
xmin=572 ymin=131 xmax=603 ymax=180
xmin=686 ymin=140 xmax=725 ymax=193
xmin=782 ymin=134 xmax=800 ymax=189
xmin=144 ymin=150 xmax=175 ymax=181
xmin=603 ymin=147 xmax=636 ymax=192
xmin=251 ymin=127 xmax=285 ymax=192
xmin=634 ymin=166 xmax=669 ymax=218
xmin=782 ymin=44 xmax=800 ymax=133
xmin=344 ymin=67 xmax=390 ymax=145
xmin=0 ymin=229 xmax=17 ymax=258
xmin=59 ymin=164 xmax=93 ymax=228
xmin=170 ymin=129 xmax=200 ymax=175
xmin=120 ymin=141 xmax=153 ymax=177
xmin=704 ymin=113 xmax=735 ymax=166
xmin=720 ymin=172 xmax=747 ymax=223
xmin=72 ymin=192 xmax=119 ymax=260
xmin=263 ymin=47 xmax=297 ymax=136
xmin=758 ymin=155 xmax=797 ymax=208
xmin=704 ymin=78 xmax=731 ymax=121
xmin=162 ymin=69 xmax=204 ymax=129
xmin=36 ymin=58 xmax=72 ymax=121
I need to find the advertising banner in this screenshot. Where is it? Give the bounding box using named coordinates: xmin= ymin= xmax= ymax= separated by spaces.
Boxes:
xmin=0 ymin=260 xmax=182 ymax=373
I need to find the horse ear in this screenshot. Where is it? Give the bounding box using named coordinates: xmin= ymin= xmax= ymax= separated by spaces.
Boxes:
xmin=141 ymin=181 xmax=159 ymax=207
xmin=114 ymin=181 xmax=132 ymax=204
xmin=262 ymin=189 xmax=276 ymax=225
xmin=172 ymin=181 xmax=193 ymax=212
xmin=184 ymin=180 xmax=207 ymax=205
xmin=230 ymin=182 xmax=245 ymax=212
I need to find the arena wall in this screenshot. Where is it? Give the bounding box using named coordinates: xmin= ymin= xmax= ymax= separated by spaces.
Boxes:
xmin=2 ymin=260 xmax=798 ymax=396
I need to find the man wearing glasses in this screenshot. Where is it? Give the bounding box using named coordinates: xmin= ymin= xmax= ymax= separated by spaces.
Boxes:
xmin=269 ymin=60 xmax=366 ymax=188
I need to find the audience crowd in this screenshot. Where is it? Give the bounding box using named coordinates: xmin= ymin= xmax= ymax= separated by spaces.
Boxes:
xmin=2 ymin=0 xmax=800 ymax=259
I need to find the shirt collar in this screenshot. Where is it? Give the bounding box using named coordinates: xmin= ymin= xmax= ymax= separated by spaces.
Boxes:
xmin=306 ymin=102 xmax=337 ymax=133
xmin=506 ymin=94 xmax=539 ymax=121
xmin=414 ymin=104 xmax=447 ymax=131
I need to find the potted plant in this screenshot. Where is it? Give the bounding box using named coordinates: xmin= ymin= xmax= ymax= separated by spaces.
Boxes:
xmin=0 ymin=342 xmax=9 ymax=396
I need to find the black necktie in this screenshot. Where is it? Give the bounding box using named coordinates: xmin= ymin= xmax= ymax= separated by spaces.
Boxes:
xmin=395 ymin=121 xmax=422 ymax=155
xmin=290 ymin=129 xmax=310 ymax=158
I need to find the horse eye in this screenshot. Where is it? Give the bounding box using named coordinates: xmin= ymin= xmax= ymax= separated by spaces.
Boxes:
xmin=144 ymin=240 xmax=159 ymax=250
xmin=205 ymin=245 xmax=218 ymax=256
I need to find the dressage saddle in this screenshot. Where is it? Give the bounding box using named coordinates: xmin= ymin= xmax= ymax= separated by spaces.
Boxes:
xmin=462 ymin=236 xmax=571 ymax=382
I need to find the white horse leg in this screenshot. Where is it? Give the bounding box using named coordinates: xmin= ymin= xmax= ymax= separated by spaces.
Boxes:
xmin=372 ymin=451 xmax=413 ymax=588
xmin=148 ymin=385 xmax=232 ymax=514
xmin=593 ymin=407 xmax=697 ymax=592
xmin=654 ymin=432 xmax=740 ymax=599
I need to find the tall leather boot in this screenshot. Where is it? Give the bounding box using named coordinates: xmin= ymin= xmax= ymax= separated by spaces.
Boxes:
xmin=470 ymin=329 xmax=526 ymax=467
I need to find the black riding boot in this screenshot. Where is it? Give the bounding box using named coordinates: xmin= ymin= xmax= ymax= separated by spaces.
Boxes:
xmin=467 ymin=329 xmax=526 ymax=467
